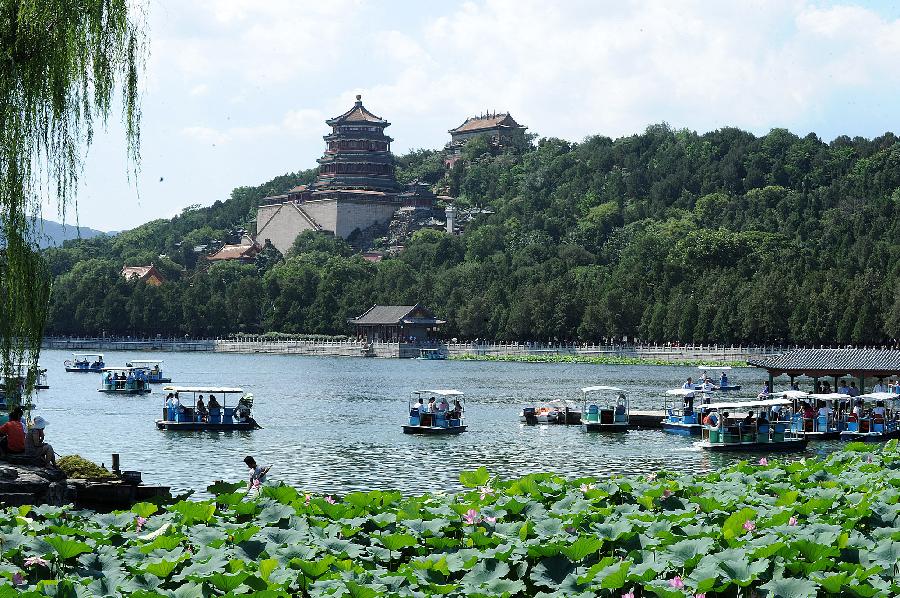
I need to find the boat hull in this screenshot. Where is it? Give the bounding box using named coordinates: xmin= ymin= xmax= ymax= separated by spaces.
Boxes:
xmin=98 ymin=388 xmax=151 ymax=395
xmin=582 ymin=422 xmax=628 ymax=433
xmin=156 ymin=420 xmax=258 ymax=431
xmin=796 ymin=431 xmax=841 ymax=441
xmin=66 ymin=367 xmax=103 ymax=373
xmin=662 ymin=422 xmax=702 ymax=436
xmin=402 ymin=425 xmax=467 ymax=435
xmin=697 ymin=439 xmax=808 ymax=452
xmin=840 ymin=430 xmax=900 ymax=442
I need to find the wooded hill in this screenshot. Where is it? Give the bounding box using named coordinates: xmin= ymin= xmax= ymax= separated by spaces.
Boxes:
xmin=44 ymin=125 xmax=900 ymax=344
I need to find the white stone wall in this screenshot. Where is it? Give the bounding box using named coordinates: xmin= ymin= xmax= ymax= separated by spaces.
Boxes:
xmin=256 ymin=203 xmax=323 ymax=254
xmin=335 ymin=199 xmax=400 ymax=238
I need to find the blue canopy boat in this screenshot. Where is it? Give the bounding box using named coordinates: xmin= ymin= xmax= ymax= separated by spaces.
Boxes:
xmin=403 ymin=389 xmax=466 ymax=434
xmin=65 ymin=353 xmax=105 ymax=373
xmin=127 ymin=359 xmax=172 ymax=383
xmin=156 ymin=386 xmax=260 ymax=431
xmin=99 ymin=367 xmax=152 ymax=395
xmin=581 ymin=386 xmax=629 ymax=432
xmin=785 ymin=390 xmax=842 ymax=440
xmin=417 ymin=348 xmax=447 ymax=360
xmin=695 ymin=366 xmax=741 ymax=391
xmin=662 ymin=388 xmax=710 ymax=435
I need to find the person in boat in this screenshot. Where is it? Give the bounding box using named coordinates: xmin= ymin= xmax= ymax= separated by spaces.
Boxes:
xmin=874 ymin=379 xmax=889 ymax=393
xmin=427 ymin=397 xmax=437 ymax=413
xmin=25 ymin=416 xmax=56 ymax=468
xmin=700 ymin=378 xmax=716 ymax=392
xmin=702 ymin=410 xmax=719 ymax=428
xmin=682 ymin=377 xmax=696 ymax=414
xmin=790 ymin=381 xmax=800 ymax=391
xmin=852 ymin=399 xmax=864 ymax=417
xmin=105 ymin=372 xmax=113 ymax=387
xmin=892 ymin=380 xmax=900 ymax=394
xmin=452 ymin=398 xmax=463 ymax=419
xmin=0 ymin=407 xmax=25 ymax=457
xmin=437 ymin=396 xmax=450 ymax=413
xmin=770 ymin=401 xmax=784 ymax=422
xmin=413 ymin=397 xmax=425 ymax=415
xmin=873 ymin=401 xmax=887 ymax=418
xmin=758 ymin=382 xmax=771 ymax=398
xmin=838 ymin=380 xmax=850 ymax=395
xmin=207 ymin=394 xmax=221 ymax=411
xmin=849 ymin=382 xmax=860 ymax=397
xmin=196 ymin=396 xmax=209 ymax=422
xmin=719 ymin=371 xmax=728 ymax=387
xmin=814 ymin=381 xmax=823 ymax=394
xmin=757 ymin=411 xmax=769 ymax=427
xmin=802 ymin=402 xmax=816 ymax=419
xmin=742 ymin=411 xmax=756 ymax=427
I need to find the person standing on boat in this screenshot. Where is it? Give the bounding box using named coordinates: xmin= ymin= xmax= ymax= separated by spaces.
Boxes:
xmin=682 ymin=377 xmax=696 ymax=414
xmin=838 ymin=380 xmax=850 ymax=395
xmin=719 ymin=371 xmax=728 ymax=388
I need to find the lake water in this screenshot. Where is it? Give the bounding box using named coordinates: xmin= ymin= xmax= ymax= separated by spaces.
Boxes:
xmin=33 ymin=350 xmax=839 ymax=496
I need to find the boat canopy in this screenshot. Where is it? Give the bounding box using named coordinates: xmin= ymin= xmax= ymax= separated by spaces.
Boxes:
xmin=581 ymin=385 xmax=625 ymax=393
xmin=666 ymin=388 xmax=698 ymax=396
xmin=415 ymin=389 xmax=463 ymax=396
xmin=809 ymin=392 xmax=852 ymax=401
xmin=856 ymin=392 xmax=898 ymax=401
xmin=163 ymin=386 xmax=243 ymax=394
xmin=778 ymin=390 xmax=811 ymax=399
xmin=73 ymin=353 xmax=104 ymax=358
xmin=705 ymin=397 xmax=791 ymax=410
xmin=698 ymin=366 xmax=732 ymax=370
xmin=101 ymin=366 xmax=142 ymax=372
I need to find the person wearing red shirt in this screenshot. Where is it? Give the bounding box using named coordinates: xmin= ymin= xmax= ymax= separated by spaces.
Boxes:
xmin=0 ymin=407 xmax=25 ymax=455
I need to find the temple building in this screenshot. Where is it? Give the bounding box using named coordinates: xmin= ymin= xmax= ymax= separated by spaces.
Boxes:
xmin=256 ymin=95 xmax=436 ymax=254
xmin=348 ymin=304 xmax=445 ymax=342
xmin=445 ymin=112 xmax=527 ymax=166
xmin=121 ymin=265 xmax=164 ymax=286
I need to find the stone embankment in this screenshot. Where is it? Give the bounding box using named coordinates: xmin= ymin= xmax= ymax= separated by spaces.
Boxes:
xmin=0 ymin=461 xmax=68 ymax=506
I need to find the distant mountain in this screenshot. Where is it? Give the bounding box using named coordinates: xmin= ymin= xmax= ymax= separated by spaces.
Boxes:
xmin=31 ymin=219 xmax=112 ymax=248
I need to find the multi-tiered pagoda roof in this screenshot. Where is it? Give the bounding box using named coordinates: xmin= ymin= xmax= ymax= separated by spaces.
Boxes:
xmin=313 ymin=95 xmax=402 ymax=193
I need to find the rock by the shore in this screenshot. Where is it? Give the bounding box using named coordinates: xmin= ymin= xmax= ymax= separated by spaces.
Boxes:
xmin=0 ymin=461 xmax=70 ymax=506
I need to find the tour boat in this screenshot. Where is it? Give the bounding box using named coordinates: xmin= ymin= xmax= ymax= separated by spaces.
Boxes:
xmin=65 ymin=353 xmax=105 ymax=373
xmin=520 ymin=403 xmax=559 ymax=424
xmin=127 ymin=359 xmax=172 ymax=383
xmin=695 ymin=397 xmax=807 ymax=452
xmin=840 ymin=392 xmax=900 ymax=442
xmin=403 ymin=389 xmax=466 ymax=435
xmin=581 ymin=386 xmax=629 ymax=432
xmin=662 ymin=388 xmax=709 ymax=436
xmin=98 ymin=367 xmax=152 ymax=395
xmin=786 ymin=391 xmax=842 ymax=440
xmin=156 ymin=386 xmax=260 ymax=431
xmin=695 ymin=366 xmax=741 ymax=391
xmin=418 ymin=348 xmax=448 ymax=360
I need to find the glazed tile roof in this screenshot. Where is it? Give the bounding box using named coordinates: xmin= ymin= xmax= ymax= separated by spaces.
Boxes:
xmin=328 ymin=96 xmax=388 ymax=125
xmin=349 ymin=304 xmax=444 ymax=326
xmin=121 ymin=265 xmax=155 ymax=280
xmin=748 ymin=348 xmax=900 ymax=375
xmin=207 ymin=242 xmax=259 ymax=261
xmin=449 ymin=113 xmax=523 ymax=134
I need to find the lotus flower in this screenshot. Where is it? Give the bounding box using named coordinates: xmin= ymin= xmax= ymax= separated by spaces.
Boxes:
xmin=743 ymin=520 xmax=756 ymax=532
xmin=12 ymin=572 xmax=24 ymax=586
xmin=484 ymin=516 xmax=496 ymax=523
xmin=758 ymin=457 xmax=768 ymax=466
xmin=622 ymin=592 xmax=635 ymax=598
xmin=463 ymin=509 xmax=478 ymax=524
xmin=135 ymin=516 xmax=147 ymax=532
xmin=789 ymin=516 xmax=798 ymax=526
xmin=668 ymin=575 xmax=685 ymax=589
xmin=23 ymin=556 xmax=49 ymax=568
xmin=304 ymin=493 xmax=311 ymax=506
xmin=324 ymin=495 xmax=336 ymax=504
xmin=662 ymin=489 xmax=673 ymax=499
xmin=478 ymin=485 xmax=494 ymax=500
xmin=646 ymin=473 xmax=657 ymax=481
xmin=251 ymin=478 xmax=261 ymax=489
xmin=580 ymin=483 xmax=596 ymax=492
xmin=695 ymin=594 xmax=706 ymax=598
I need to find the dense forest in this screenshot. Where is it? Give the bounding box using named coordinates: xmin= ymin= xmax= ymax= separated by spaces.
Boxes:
xmin=44 ymin=125 xmax=900 ymax=344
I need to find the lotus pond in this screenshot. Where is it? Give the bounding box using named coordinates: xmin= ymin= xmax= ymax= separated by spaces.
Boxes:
xmin=3 ymin=443 xmax=900 ymax=597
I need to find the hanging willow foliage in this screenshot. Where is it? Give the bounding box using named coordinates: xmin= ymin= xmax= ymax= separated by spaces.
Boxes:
xmin=0 ymin=1 xmax=144 ymax=403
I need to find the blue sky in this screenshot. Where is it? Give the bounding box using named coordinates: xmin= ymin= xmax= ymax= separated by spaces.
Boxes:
xmin=57 ymin=0 xmax=900 ymax=231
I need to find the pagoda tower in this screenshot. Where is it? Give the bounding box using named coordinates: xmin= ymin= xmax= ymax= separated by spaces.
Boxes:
xmin=313 ymin=95 xmax=402 ymax=193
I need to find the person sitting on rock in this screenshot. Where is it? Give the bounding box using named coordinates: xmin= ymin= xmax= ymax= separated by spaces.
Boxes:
xmin=25 ymin=416 xmax=56 ymax=468
xmin=0 ymin=407 xmax=25 ymax=458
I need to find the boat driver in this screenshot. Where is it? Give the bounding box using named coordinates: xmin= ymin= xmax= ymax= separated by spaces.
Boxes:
xmin=681 ymin=377 xmax=695 ymax=415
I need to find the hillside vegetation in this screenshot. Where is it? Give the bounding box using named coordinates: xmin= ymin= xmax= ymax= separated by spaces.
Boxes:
xmin=45 ymin=126 xmax=900 ymax=343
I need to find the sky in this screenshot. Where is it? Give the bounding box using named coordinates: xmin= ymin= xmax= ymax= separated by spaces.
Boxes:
xmin=56 ymin=0 xmax=900 ymax=232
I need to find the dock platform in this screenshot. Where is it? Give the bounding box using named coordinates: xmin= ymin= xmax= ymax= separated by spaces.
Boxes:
xmin=629 ymin=410 xmax=664 ymax=429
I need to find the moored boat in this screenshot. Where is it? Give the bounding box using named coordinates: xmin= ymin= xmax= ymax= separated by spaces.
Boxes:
xmin=581 ymin=386 xmax=629 ymax=432
xmin=786 ymin=391 xmax=842 ymax=440
xmin=98 ymin=367 xmax=152 ymax=395
xmin=519 ymin=403 xmax=559 ymax=424
xmin=696 ymin=397 xmax=806 ymax=452
xmin=156 ymin=386 xmax=260 ymax=431
xmin=127 ymin=359 xmax=172 ymax=383
xmin=65 ymin=353 xmax=105 ymax=373
xmin=403 ymin=389 xmax=466 ymax=435
xmin=662 ymin=388 xmax=709 ymax=436
xmin=840 ymin=392 xmax=900 ymax=442
xmin=695 ymin=366 xmax=741 ymax=391
xmin=418 ymin=348 xmax=447 ymax=360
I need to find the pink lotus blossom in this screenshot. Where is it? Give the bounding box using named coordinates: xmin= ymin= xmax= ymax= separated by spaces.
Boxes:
xmin=304 ymin=493 xmax=311 ymax=506
xmin=23 ymin=556 xmax=49 ymax=568
xmin=463 ymin=509 xmax=478 ymax=524
xmin=668 ymin=576 xmax=685 ymax=589
xmin=695 ymin=594 xmax=706 ymax=598
xmin=788 ymin=516 xmax=798 ymax=526
xmin=478 ymin=485 xmax=494 ymax=500
xmin=484 ymin=516 xmax=496 ymax=523
xmin=622 ymin=592 xmax=635 ymax=598
xmin=251 ymin=478 xmax=261 ymax=489
xmin=646 ymin=473 xmax=657 ymax=481
xmin=12 ymin=572 xmax=24 ymax=586
xmin=324 ymin=495 xmax=336 ymax=504
xmin=580 ymin=483 xmax=596 ymax=492
xmin=743 ymin=520 xmax=756 ymax=532
xmin=662 ymin=489 xmax=673 ymax=499
xmin=866 ymin=455 xmax=874 ymax=463
xmin=135 ymin=516 xmax=147 ymax=532
xmin=758 ymin=457 xmax=768 ymax=466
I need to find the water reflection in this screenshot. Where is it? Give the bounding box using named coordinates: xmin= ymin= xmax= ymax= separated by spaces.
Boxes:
xmin=35 ymin=350 xmax=840 ymax=497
